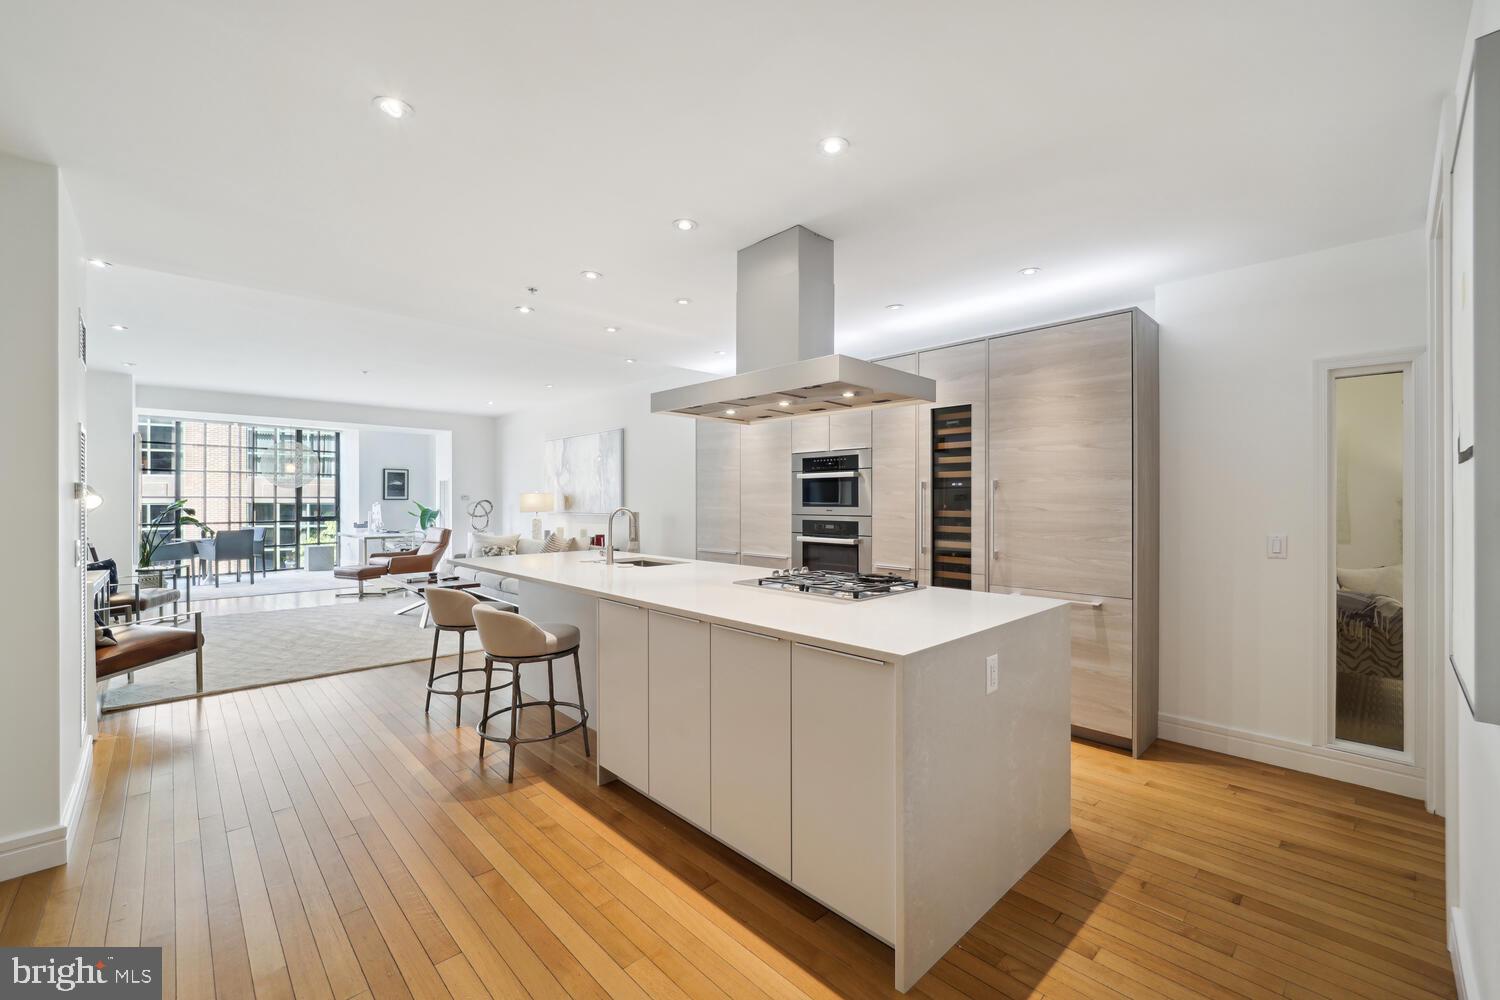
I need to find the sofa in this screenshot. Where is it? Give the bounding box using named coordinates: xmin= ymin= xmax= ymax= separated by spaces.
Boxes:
xmin=440 ymin=529 xmax=592 ymax=607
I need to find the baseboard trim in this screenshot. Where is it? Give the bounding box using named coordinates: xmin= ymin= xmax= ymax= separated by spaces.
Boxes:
xmin=1158 ymin=713 xmax=1426 ymax=799
xmin=1450 ymin=906 xmax=1474 ymax=1000
xmin=0 ymin=738 xmax=94 ymax=882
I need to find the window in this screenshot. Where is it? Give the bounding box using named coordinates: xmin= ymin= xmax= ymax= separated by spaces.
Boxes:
xmin=137 ymin=416 xmax=341 ymax=570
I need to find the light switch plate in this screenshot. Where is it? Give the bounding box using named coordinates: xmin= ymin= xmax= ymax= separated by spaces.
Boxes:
xmin=985 ymin=653 xmax=999 ymax=694
xmin=1267 ymin=535 xmax=1288 ymax=559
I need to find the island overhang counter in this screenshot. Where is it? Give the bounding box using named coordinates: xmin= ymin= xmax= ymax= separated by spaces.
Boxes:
xmin=452 ymin=550 xmax=1071 ymax=991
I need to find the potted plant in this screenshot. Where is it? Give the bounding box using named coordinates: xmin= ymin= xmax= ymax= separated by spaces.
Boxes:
xmin=139 ymin=500 xmax=215 ymax=585
xmin=410 ymin=501 xmax=441 ymax=531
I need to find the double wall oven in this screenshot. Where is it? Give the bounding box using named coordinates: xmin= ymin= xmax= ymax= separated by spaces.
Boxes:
xmin=792 ymin=448 xmax=873 ymax=573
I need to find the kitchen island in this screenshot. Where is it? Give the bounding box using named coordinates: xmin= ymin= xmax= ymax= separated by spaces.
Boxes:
xmin=451 ymin=550 xmax=1071 ymax=991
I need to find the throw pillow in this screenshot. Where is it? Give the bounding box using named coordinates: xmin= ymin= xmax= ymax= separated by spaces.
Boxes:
xmin=95 ymin=627 xmax=117 ymax=648
xmin=1336 ymin=564 xmax=1403 ymax=601
xmin=478 ymin=542 xmax=517 ymax=557
xmin=541 ymin=531 xmax=568 ymax=553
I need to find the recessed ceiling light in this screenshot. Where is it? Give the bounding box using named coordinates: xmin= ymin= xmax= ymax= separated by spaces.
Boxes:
xmin=87 ymin=258 xmax=111 ymax=269
xmin=373 ymin=96 xmax=413 ymax=119
xmin=360 ymin=369 xmax=370 ymax=375
xmin=109 ymin=324 xmax=127 ymax=331
xmin=1018 ymin=266 xmax=1041 ymax=276
xmin=724 ymin=409 xmax=736 ymax=416
xmin=673 ymin=218 xmax=697 ymax=232
xmin=884 ymin=303 xmax=903 ymax=311
xmin=842 ymin=391 xmax=855 ymax=398
xmin=714 ymin=350 xmax=725 ymax=356
xmin=675 ymin=297 xmax=691 ymax=306
xmin=604 ymin=326 xmax=619 ymax=333
xmin=819 ymin=136 xmax=850 ymax=155
xmin=778 ymin=400 xmax=790 ymax=407
xmin=624 ymin=358 xmax=636 ymax=365
xmin=122 ymin=361 xmax=136 ymax=368
xmin=580 ymin=270 xmax=602 ymax=281
xmin=544 ymin=383 xmax=553 ymax=389
xmin=515 ymin=304 xmax=534 ymax=314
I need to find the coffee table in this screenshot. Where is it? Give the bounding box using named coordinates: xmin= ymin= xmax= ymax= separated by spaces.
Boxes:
xmin=394 ymin=575 xmax=517 ymax=627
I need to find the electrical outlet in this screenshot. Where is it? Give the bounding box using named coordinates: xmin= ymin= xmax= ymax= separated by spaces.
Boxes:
xmin=985 ymin=653 xmax=999 ymax=695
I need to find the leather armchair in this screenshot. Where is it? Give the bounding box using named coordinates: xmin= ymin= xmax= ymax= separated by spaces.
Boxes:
xmin=385 ymin=528 xmax=451 ymax=576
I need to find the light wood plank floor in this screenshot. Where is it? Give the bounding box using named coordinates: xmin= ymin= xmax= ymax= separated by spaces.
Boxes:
xmin=5 ymin=655 xmax=1454 ymax=999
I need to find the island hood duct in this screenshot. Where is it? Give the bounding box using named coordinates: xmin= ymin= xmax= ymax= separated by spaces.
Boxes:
xmin=650 ymin=225 xmax=936 ymax=422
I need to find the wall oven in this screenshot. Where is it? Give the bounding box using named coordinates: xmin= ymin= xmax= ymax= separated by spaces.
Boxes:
xmin=793 ymin=448 xmax=871 ymax=516
xmin=793 ymin=515 xmax=871 ymax=574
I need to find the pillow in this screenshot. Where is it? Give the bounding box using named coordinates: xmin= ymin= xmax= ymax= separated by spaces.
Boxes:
xmin=516 ymin=537 xmax=548 ymax=555
xmin=1337 ymin=565 xmax=1402 ymax=602
xmin=477 ymin=542 xmax=516 ymax=557
xmin=470 ymin=531 xmax=519 ymax=555
xmin=95 ymin=627 xmax=117 ymax=648
xmin=541 ymin=531 xmax=568 ymax=553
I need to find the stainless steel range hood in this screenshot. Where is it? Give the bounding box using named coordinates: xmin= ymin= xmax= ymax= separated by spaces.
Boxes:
xmin=650 ymin=225 xmax=935 ymax=422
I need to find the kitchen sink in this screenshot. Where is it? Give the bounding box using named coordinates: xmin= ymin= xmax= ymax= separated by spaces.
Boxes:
xmin=583 ymin=556 xmax=682 ymax=568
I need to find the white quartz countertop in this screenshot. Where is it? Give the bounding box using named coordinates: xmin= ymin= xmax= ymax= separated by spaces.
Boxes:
xmin=451 ymin=551 xmax=1066 ymax=660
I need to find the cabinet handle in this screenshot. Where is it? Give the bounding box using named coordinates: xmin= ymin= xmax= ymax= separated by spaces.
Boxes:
xmin=795 ymin=535 xmax=858 ymax=546
xmin=698 ymin=547 xmax=740 ymax=555
xmin=714 ymin=623 xmax=781 ymax=642
xmin=919 ymin=481 xmax=928 ymax=555
xmin=796 ymin=471 xmax=860 ymax=480
xmin=874 ymin=562 xmax=913 ymax=572
xmin=990 ymin=478 xmax=1000 ymax=562
xmin=1011 ymin=590 xmax=1104 ymax=609
xmin=741 ymin=551 xmax=791 ymax=560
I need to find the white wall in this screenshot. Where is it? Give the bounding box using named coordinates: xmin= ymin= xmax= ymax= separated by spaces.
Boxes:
xmin=134 ymin=386 xmax=496 ymax=546
xmin=1153 ymin=230 xmax=1427 ymax=783
xmin=0 ymin=151 xmax=89 ymax=879
xmin=492 ymin=373 xmax=698 ymax=557
xmin=84 ymin=370 xmax=136 ymax=564
xmin=1440 ymin=4 xmax=1500 ymax=996
xmin=356 ymin=429 xmax=437 ymax=531
xmin=1335 ymin=372 xmax=1405 ymax=570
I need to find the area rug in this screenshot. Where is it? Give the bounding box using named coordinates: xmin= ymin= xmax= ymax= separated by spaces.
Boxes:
xmin=102 ymin=598 xmax=466 ymax=710
xmin=187 ymin=568 xmax=349 ymax=603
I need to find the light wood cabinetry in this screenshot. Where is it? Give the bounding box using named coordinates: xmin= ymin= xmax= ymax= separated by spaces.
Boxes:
xmin=709 ymin=624 xmax=792 ymax=879
xmin=871 ymin=404 xmax=918 ymax=577
xmin=986 ymin=309 xmax=1158 ymax=755
xmin=739 ymin=420 xmax=792 ymax=567
xmin=597 ymin=599 xmax=649 ymax=789
xmin=791 ymin=415 xmax=830 ymax=453
xmin=647 ymin=611 xmax=711 ymax=827
xmin=695 ymin=420 xmax=740 ymax=563
xmin=917 ymin=340 xmax=989 ymax=591
xmin=791 ymin=642 xmax=895 ymax=942
xmin=827 ymin=410 xmax=872 ymax=450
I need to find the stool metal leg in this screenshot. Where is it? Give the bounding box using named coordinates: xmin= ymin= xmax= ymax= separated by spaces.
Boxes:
xmin=454 ymin=630 xmax=466 ymax=727
xmin=508 ymin=661 xmax=521 ymax=782
xmin=573 ymin=650 xmax=590 ymax=758
xmin=425 ymin=627 xmax=440 ymax=714
xmin=546 ymin=657 xmax=558 ymax=736
xmin=479 ymin=655 xmax=495 ymax=761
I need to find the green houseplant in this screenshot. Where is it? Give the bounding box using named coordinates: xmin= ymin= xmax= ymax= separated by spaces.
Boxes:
xmin=139 ymin=499 xmax=216 ymax=568
xmin=410 ymin=501 xmax=440 ymax=530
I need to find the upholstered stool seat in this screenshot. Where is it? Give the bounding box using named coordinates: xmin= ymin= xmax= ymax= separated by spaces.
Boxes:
xmin=334 ymin=562 xmax=387 ymax=598
xmin=422 ymin=587 xmax=512 ymax=726
xmin=472 ymin=605 xmax=590 ymax=781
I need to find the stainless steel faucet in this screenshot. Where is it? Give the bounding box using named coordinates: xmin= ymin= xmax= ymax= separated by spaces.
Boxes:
xmin=605 ymin=507 xmax=639 ymax=565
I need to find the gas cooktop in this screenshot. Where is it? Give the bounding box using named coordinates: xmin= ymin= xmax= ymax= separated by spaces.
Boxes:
xmin=735 ymin=569 xmax=922 ymax=601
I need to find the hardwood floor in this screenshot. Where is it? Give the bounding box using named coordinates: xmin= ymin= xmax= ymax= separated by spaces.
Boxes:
xmin=6 ymin=654 xmax=1454 ymax=999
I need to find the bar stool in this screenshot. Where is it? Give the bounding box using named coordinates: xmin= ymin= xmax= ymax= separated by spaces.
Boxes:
xmin=472 ymin=604 xmax=590 ymax=782
xmin=423 ymin=588 xmax=512 ymax=727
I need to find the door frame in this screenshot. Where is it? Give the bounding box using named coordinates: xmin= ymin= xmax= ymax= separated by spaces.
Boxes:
xmin=1313 ymin=349 xmax=1429 ymax=773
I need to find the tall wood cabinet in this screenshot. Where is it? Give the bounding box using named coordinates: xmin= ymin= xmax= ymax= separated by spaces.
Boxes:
xmin=740 ymin=420 xmax=792 ymax=567
xmin=695 ymin=420 xmax=741 ymax=563
xmin=986 ymin=309 xmax=1158 ymax=755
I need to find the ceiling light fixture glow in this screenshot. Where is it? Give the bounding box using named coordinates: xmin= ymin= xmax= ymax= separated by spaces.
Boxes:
xmin=544 ymin=383 xmax=553 ymax=389
xmin=109 ymin=324 xmax=127 ymax=331
xmin=724 ymin=409 xmax=736 ymax=416
xmin=842 ymin=391 xmax=855 ymax=398
xmin=1018 ymin=266 xmax=1041 ymax=276
xmin=673 ymin=218 xmax=697 ymax=231
xmin=373 ymin=96 xmax=413 ymax=119
xmin=604 ymin=326 xmax=619 ymax=333
xmin=675 ymin=297 xmax=691 ymax=306
xmin=778 ymin=400 xmax=790 ymax=407
xmin=624 ymin=358 xmax=635 ymax=364
xmin=87 ymin=258 xmax=111 ymax=269
xmin=122 ymin=361 xmax=136 ymax=367
xmin=514 ymin=304 xmax=534 ymax=314
xmin=580 ymin=270 xmax=601 ymax=280
xmin=819 ymin=136 xmax=850 ymax=155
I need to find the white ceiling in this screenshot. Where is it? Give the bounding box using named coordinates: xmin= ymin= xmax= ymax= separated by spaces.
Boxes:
xmin=0 ymin=0 xmax=1467 ymax=415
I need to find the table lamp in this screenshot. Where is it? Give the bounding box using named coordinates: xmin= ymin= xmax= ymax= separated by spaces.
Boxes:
xmin=519 ymin=491 xmax=554 ymax=540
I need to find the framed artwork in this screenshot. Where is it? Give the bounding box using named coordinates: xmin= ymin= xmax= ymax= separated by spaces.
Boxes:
xmin=544 ymin=428 xmax=623 ymax=514
xmin=382 ymin=468 xmax=409 ymax=500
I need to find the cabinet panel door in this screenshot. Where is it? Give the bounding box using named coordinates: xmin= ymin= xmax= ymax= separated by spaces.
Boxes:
xmin=740 ymin=421 xmax=792 ymax=566
xmin=879 ymin=353 xmax=918 ymax=374
xmin=648 ymin=611 xmax=711 ymax=828
xmin=597 ymin=599 xmax=649 ymax=789
xmin=988 ymin=314 xmax=1134 ymax=598
xmin=696 ymin=421 xmax=740 ymax=559
xmin=918 ymin=340 xmax=989 ymax=590
xmin=791 ymin=643 xmax=896 ymax=942
xmin=828 ymin=410 xmax=873 ymax=451
xmin=872 ymin=404 xmax=918 ymax=577
xmin=791 ymin=415 xmax=830 ymax=453
xmin=1005 ymin=587 xmax=1134 ymax=742
xmin=710 ymin=624 xmax=792 ymax=879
